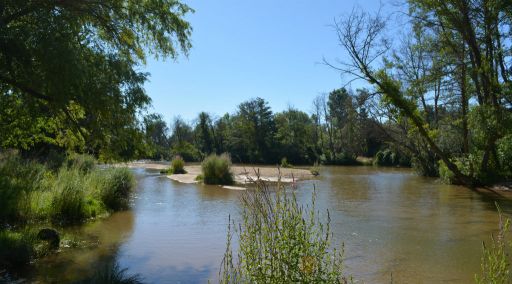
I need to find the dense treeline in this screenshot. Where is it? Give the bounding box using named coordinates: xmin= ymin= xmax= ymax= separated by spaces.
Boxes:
xmin=141 ymin=93 xmax=391 ymax=165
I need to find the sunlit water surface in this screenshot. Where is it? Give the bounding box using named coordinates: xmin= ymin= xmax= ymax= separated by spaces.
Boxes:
xmin=26 ymin=167 xmax=512 ymax=283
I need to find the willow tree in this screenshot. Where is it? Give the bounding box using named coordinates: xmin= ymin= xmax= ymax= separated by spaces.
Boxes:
xmin=0 ymin=0 xmax=193 ymax=160
xmin=329 ymin=1 xmax=512 ymax=186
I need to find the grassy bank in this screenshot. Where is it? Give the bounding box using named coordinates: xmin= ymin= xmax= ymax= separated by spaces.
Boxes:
xmin=0 ymin=152 xmax=135 ymax=268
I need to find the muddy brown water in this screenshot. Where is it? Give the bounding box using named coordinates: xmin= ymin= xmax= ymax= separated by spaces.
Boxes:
xmin=21 ymin=166 xmax=512 ymax=283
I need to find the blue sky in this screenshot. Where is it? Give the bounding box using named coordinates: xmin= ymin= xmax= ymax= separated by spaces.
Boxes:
xmin=143 ymin=0 xmax=393 ymax=122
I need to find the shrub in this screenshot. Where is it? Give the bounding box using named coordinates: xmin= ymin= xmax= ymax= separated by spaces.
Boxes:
xmin=280 ymin=157 xmax=293 ymax=168
xmin=201 ymin=154 xmax=234 ymax=185
xmin=98 ymin=167 xmax=135 ymax=211
xmin=160 ymin=156 xmax=187 ymax=174
xmin=220 ymin=181 xmax=349 ymax=283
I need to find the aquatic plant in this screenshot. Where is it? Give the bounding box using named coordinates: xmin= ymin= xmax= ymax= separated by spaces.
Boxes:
xmin=201 ymin=154 xmax=234 ymax=185
xmin=74 ymin=261 xmax=144 ymax=284
xmin=220 ymin=180 xmax=350 ymax=283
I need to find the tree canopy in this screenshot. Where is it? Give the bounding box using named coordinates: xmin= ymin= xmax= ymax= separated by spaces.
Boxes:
xmin=0 ymin=0 xmax=193 ymax=160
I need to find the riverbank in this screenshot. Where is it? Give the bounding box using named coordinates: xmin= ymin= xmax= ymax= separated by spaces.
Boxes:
xmin=121 ymin=162 xmax=315 ymax=188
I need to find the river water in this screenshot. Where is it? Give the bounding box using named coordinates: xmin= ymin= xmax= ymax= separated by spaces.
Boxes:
xmin=27 ymin=166 xmax=512 ymax=283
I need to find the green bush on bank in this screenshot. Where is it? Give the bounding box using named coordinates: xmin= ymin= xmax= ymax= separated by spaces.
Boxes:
xmin=220 ymin=181 xmax=349 ymax=283
xmin=160 ymin=156 xmax=187 ymax=175
xmin=201 ymin=154 xmax=233 ymax=185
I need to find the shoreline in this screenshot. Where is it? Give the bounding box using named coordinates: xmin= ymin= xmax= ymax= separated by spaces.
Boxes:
xmin=120 ymin=162 xmax=315 ymax=189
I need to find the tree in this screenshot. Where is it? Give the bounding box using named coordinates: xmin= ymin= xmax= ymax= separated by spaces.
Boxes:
xmin=0 ymin=0 xmax=193 ymax=160
xmin=143 ymin=113 xmax=170 ymax=160
xmin=230 ymin=98 xmax=276 ymax=163
xmin=274 ymin=108 xmax=316 ymax=164
xmin=328 ymin=2 xmax=512 ymax=185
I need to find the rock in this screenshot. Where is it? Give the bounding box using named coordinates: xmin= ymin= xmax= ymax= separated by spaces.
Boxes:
xmin=37 ymin=228 xmax=60 ymax=249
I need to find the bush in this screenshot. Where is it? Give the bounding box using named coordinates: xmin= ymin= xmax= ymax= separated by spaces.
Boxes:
xmin=98 ymin=167 xmax=135 ymax=211
xmin=160 ymin=156 xmax=187 ymax=174
xmin=220 ymin=181 xmax=349 ymax=283
xmin=201 ymin=154 xmax=234 ymax=185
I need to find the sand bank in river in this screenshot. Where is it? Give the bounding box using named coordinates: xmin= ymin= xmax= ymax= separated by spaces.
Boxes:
xmin=120 ymin=162 xmax=315 ymax=189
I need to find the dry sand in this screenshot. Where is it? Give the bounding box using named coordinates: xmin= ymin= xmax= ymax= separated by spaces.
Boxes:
xmin=120 ymin=162 xmax=315 ymax=189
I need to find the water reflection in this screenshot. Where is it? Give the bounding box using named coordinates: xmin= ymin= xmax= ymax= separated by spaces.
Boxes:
xmin=27 ymin=166 xmax=512 ymax=283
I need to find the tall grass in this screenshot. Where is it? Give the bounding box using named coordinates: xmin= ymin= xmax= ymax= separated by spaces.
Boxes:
xmin=475 ymin=204 xmax=511 ymax=283
xmin=160 ymin=156 xmax=186 ymax=175
xmin=201 ymin=154 xmax=234 ymax=185
xmin=220 ymin=180 xmax=350 ymax=283
xmin=98 ymin=168 xmax=135 ymax=211
xmin=0 ymin=152 xmax=136 ymax=267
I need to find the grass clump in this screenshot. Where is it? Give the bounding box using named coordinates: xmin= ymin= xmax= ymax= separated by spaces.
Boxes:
xmin=98 ymin=168 xmax=135 ymax=211
xmin=201 ymin=153 xmax=234 ymax=185
xmin=220 ymin=181 xmax=350 ymax=283
xmin=160 ymin=156 xmax=187 ymax=175
xmin=310 ymin=161 xmax=320 ymax=176
xmin=280 ymin=157 xmax=293 ymax=168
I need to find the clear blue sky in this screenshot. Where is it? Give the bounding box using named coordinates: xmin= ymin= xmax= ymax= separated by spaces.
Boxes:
xmin=143 ymin=0 xmax=394 ymax=123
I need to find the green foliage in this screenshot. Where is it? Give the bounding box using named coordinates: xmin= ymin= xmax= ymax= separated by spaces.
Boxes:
xmin=0 ymin=152 xmax=47 ymax=223
xmin=220 ymin=182 xmax=349 ymax=283
xmin=274 ymin=108 xmax=317 ymax=164
xmin=201 ymin=154 xmax=234 ymax=185
xmin=49 ymin=168 xmax=100 ymax=224
xmin=373 ymin=149 xmax=411 ymax=167
xmin=475 ymin=206 xmax=511 ymax=284
xmin=159 ymin=156 xmax=186 ymax=174
xmin=280 ymin=157 xmax=293 ymax=168
xmin=171 ymin=156 xmax=186 ymax=174
xmin=98 ymin=168 xmax=136 ymax=212
xmin=65 ymin=153 xmax=96 ymax=173
xmin=170 ymin=141 xmax=201 ymax=162
xmin=497 ymin=135 xmax=512 ymax=177
xmin=0 ymin=230 xmax=35 ymax=267
xmin=0 ymin=0 xmax=193 ymax=160
xmin=310 ymin=162 xmax=320 ymax=176
xmin=0 ymin=152 xmax=135 ymax=225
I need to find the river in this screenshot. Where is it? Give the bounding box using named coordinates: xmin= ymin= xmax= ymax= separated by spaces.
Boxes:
xmin=26 ymin=166 xmax=512 ymax=283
